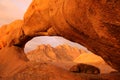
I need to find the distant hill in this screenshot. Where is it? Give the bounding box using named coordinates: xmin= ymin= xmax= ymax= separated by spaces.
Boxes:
xmin=24 ymin=36 xmax=88 ymax=53
xmin=27 ymin=44 xmax=82 ymax=62
xmin=0 ymin=45 xmax=117 ymax=79
xmin=27 ymin=44 xmax=116 ymax=73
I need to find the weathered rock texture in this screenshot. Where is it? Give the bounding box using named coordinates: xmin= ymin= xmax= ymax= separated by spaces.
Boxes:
xmin=0 ymin=20 xmax=32 ymax=48
xmin=0 ymin=46 xmax=28 ymax=77
xmin=27 ymin=44 xmax=115 ymax=74
xmin=27 ymin=44 xmax=81 ymax=62
xmin=0 ymin=45 xmax=119 ymax=80
xmin=0 ymin=0 xmax=120 ymax=76
xmin=74 ymin=53 xmax=116 ymax=73
xmin=69 ymin=63 xmax=100 ymax=74
xmin=0 ymin=62 xmax=101 ymax=80
xmin=2 ymin=62 xmax=120 ymax=80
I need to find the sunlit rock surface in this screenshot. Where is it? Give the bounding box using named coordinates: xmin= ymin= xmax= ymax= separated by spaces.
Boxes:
xmin=0 ymin=45 xmax=119 ymax=80
xmin=74 ymin=53 xmax=116 ymax=73
xmin=27 ymin=44 xmax=81 ymax=62
xmin=0 ymin=0 xmax=120 ymax=79
xmin=27 ymin=44 xmax=115 ymax=74
xmin=0 ymin=0 xmax=120 ymax=71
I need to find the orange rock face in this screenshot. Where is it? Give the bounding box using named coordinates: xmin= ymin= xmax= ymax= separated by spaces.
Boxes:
xmin=0 ymin=20 xmax=32 ymax=48
xmin=0 ymin=0 xmax=120 ymax=73
xmin=24 ymin=0 xmax=120 ymax=71
xmin=0 ymin=45 xmax=119 ymax=80
xmin=0 ymin=46 xmax=28 ymax=77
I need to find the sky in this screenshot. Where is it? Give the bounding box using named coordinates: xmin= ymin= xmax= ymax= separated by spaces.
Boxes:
xmin=0 ymin=0 xmax=89 ymax=52
xmin=0 ymin=0 xmax=32 ymax=26
xmin=25 ymin=36 xmax=88 ymax=53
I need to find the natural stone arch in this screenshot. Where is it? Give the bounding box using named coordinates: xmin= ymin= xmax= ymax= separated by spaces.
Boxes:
xmin=0 ymin=0 xmax=120 ymax=72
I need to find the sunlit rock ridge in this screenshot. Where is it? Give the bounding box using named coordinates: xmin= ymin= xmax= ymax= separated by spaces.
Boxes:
xmin=1 ymin=44 xmax=117 ymax=79
xmin=27 ymin=44 xmax=82 ymax=62
xmin=27 ymin=44 xmax=115 ymax=74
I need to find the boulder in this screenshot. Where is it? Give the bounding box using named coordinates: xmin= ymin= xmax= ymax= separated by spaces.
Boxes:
xmin=69 ymin=63 xmax=100 ymax=74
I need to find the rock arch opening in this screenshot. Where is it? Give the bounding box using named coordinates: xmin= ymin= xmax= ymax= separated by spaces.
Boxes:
xmin=24 ymin=36 xmax=89 ymax=53
xmin=0 ymin=0 xmax=120 ymax=73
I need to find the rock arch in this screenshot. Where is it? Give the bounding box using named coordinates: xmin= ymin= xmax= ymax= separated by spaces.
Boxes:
xmin=0 ymin=0 xmax=120 ymax=72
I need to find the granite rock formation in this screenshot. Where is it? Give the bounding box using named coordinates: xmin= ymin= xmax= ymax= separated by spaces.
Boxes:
xmin=27 ymin=44 xmax=81 ymax=62
xmin=69 ymin=63 xmax=100 ymax=74
xmin=27 ymin=44 xmax=115 ymax=74
xmin=25 ymin=0 xmax=120 ymax=71
xmin=0 ymin=45 xmax=119 ymax=80
xmin=74 ymin=53 xmax=116 ymax=73
xmin=0 ymin=0 xmax=120 ymax=78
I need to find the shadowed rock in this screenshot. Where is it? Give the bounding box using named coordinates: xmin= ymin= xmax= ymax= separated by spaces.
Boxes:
xmin=0 ymin=46 xmax=28 ymax=77
xmin=0 ymin=0 xmax=120 ymax=75
xmin=69 ymin=63 xmax=100 ymax=74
